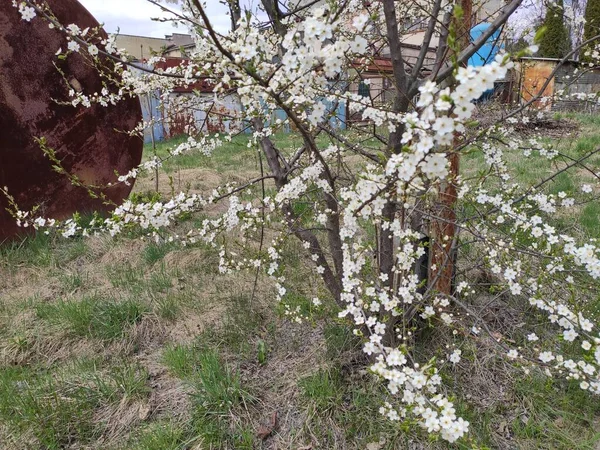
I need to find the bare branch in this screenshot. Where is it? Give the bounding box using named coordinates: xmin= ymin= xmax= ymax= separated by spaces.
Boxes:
xmin=434 ymin=0 xmax=524 ymax=84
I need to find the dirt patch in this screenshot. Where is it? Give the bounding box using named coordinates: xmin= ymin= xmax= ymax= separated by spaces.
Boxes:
xmin=0 ymin=425 xmax=37 ymax=450
xmin=513 ymin=117 xmax=579 ymax=138
xmin=472 ymin=104 xmax=580 ymax=139
xmin=137 ymin=348 xmax=194 ymax=423
xmin=134 ymin=167 xmax=256 ymax=198
xmin=93 ymin=398 xmax=154 ymax=446
xmin=0 ymin=267 xmax=58 ymax=305
xmin=85 ymin=234 xmax=116 ymax=262
xmin=133 ymin=315 xmax=169 ymax=345
xmin=0 ymin=326 xmax=104 ymax=367
xmin=162 ymin=248 xmax=211 ymax=272
xmin=242 ymin=322 xmax=329 ymax=449
xmin=168 ymin=308 xmax=225 ymax=344
xmin=98 ymin=238 xmax=144 ymax=267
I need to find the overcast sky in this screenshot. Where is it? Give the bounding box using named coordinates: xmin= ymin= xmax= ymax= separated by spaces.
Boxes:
xmin=78 ymin=0 xmax=233 ymax=37
xmin=78 ymin=0 xmax=544 ymax=41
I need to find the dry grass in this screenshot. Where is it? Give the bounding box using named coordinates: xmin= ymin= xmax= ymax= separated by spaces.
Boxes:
xmin=2 ymin=117 xmax=600 ymax=449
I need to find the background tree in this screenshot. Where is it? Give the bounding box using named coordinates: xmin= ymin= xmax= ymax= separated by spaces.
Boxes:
xmin=538 ymin=0 xmax=572 ymax=58
xmin=582 ymin=0 xmax=600 ymax=61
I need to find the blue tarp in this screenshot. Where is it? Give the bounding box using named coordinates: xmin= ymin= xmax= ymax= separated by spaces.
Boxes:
xmin=468 ymin=23 xmax=502 ymax=68
xmin=468 ymin=23 xmax=503 ymax=100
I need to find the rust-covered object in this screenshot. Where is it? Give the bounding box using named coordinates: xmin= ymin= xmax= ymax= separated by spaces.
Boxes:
xmin=0 ymin=0 xmax=142 ymax=241
xmin=519 ymin=59 xmax=556 ymax=110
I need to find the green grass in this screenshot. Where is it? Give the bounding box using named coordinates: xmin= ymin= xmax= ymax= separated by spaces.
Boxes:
xmin=142 ymin=240 xmax=178 ymax=265
xmin=92 ymin=363 xmax=150 ymax=401
xmin=299 ymin=368 xmax=344 ymax=413
xmin=163 ymin=345 xmax=254 ymax=448
xmin=189 ymin=349 xmax=250 ymax=414
xmin=454 ymin=114 xmax=600 ymax=449
xmin=163 ymin=344 xmax=204 ymax=379
xmin=0 ymin=233 xmax=91 ymax=273
xmin=164 ymin=345 xmax=250 ymax=412
xmin=35 ymin=295 xmax=147 ymax=340
xmin=196 ymin=293 xmax=266 ymax=357
xmin=463 ymin=112 xmax=600 ymax=245
xmin=324 ymin=322 xmax=359 ymax=358
xmin=333 ymin=382 xmax=404 ymax=447
xmin=0 ymin=232 xmax=54 ymax=268
xmin=548 ymin=171 xmax=575 ymax=196
xmin=559 ymin=112 xmax=600 ymax=127
xmin=57 ymin=270 xmax=89 ymax=292
xmin=147 ymin=133 xmax=251 ymax=173
xmin=511 ymin=376 xmax=600 ymax=449
xmin=106 ymin=262 xmax=147 ymax=292
xmin=152 ymin=294 xmax=181 ymax=321
xmin=131 ymin=420 xmax=192 ymax=450
xmin=146 ymin=130 xmax=309 ymax=174
xmin=2 ymin=114 xmax=600 ymax=449
xmin=147 ymin=263 xmax=176 ymax=292
xmin=580 ymin=202 xmax=600 ymax=238
xmin=55 ymin=237 xmax=89 ymax=263
xmin=0 ymin=359 xmax=149 ymax=449
xmin=0 ymin=366 xmax=98 ymax=448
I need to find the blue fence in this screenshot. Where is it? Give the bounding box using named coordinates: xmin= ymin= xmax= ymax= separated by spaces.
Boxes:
xmin=138 ymin=82 xmax=346 ymax=143
xmin=140 ymin=92 xmax=166 ymax=144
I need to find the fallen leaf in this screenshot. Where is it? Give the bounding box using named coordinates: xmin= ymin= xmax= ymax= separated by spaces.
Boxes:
xmin=497 ymin=419 xmax=509 ymax=435
xmin=554 ymin=416 xmax=565 ymax=428
xmin=257 ymin=411 xmax=278 ymax=440
xmin=138 ymin=404 xmax=151 ymax=420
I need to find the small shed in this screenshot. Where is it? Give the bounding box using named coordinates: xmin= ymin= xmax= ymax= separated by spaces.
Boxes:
xmin=515 ymin=57 xmax=600 ymax=111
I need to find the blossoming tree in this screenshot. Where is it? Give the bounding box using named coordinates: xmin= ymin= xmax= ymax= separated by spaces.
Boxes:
xmin=9 ymin=0 xmax=600 ymax=444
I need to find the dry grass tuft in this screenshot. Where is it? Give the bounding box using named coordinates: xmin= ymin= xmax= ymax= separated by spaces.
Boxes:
xmin=168 ymin=307 xmax=226 ymax=345
xmin=94 ymin=398 xmax=153 ymax=445
xmin=98 ymin=239 xmax=144 ymax=267
xmin=162 ymin=248 xmax=209 ymax=271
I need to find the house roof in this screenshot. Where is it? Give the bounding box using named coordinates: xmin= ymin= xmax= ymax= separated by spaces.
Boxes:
xmin=162 ymin=42 xmax=197 ymax=56
xmin=153 ymin=58 xmax=216 ymax=93
xmin=352 ymin=57 xmax=395 ymax=73
xmin=352 ymin=56 xmax=433 ymax=77
xmin=519 ymin=56 xmax=579 ymax=64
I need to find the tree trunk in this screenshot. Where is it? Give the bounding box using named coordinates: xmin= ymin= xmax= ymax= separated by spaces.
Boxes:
xmin=429 ymin=0 xmax=472 ymax=295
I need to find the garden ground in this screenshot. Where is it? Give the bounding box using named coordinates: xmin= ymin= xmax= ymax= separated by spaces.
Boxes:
xmin=1 ymin=112 xmax=600 ymax=449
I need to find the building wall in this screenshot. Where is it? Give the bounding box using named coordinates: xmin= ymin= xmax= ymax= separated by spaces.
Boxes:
xmin=348 ymin=75 xmax=392 ymax=105
xmin=114 ymin=34 xmax=169 ymax=61
xmin=163 ymin=47 xmax=184 ymax=58
xmin=554 ymin=65 xmax=600 ymax=111
xmin=114 ymin=33 xmax=194 ymax=61
xmin=474 ymin=0 xmax=505 ymax=23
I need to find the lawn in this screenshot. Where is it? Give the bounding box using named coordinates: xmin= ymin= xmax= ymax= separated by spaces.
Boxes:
xmin=1 ymin=113 xmax=600 ymax=449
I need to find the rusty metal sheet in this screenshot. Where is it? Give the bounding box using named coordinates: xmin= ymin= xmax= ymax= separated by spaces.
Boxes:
xmin=0 ymin=0 xmax=143 ymax=241
xmin=520 ymin=60 xmax=556 ymax=109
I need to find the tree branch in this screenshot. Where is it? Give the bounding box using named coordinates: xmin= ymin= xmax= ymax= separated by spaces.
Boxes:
xmin=434 ymin=0 xmax=524 ymax=84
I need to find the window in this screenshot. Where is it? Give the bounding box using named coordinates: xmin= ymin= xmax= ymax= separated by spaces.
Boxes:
xmin=358 ymin=81 xmax=371 ymax=98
